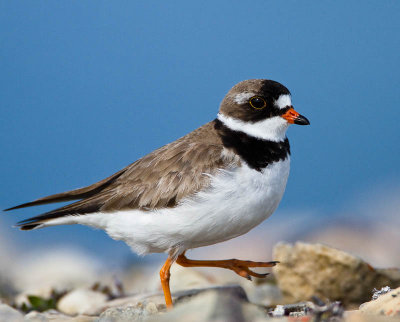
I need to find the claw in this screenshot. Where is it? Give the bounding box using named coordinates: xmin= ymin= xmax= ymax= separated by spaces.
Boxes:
xmin=244 ymin=267 xmax=270 ymax=279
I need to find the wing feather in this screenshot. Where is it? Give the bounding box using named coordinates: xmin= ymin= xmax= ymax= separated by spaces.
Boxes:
xmin=9 ymin=121 xmax=240 ymax=230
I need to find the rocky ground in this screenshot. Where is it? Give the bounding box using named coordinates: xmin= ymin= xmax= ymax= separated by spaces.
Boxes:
xmin=1 ymin=242 xmax=400 ymax=322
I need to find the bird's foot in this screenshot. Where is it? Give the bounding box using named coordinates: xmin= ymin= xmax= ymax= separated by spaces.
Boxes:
xmin=223 ymin=259 xmax=279 ymax=280
xmin=176 ymin=254 xmax=278 ymax=281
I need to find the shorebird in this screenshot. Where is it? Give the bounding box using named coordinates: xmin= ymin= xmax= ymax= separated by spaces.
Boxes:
xmin=6 ymin=79 xmax=309 ymax=307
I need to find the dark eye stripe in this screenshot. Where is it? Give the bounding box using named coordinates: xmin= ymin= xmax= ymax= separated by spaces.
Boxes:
xmin=249 ymin=96 xmax=266 ymax=109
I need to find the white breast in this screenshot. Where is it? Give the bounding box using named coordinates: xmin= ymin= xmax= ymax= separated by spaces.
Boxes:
xmin=59 ymin=158 xmax=290 ymax=256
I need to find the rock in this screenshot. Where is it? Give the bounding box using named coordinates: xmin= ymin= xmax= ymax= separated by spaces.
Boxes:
xmin=147 ymin=286 xmax=267 ymax=322
xmin=57 ymin=289 xmax=108 ymax=316
xmin=360 ymin=287 xmax=400 ymax=317
xmin=24 ymin=310 xmax=96 ymax=321
xmin=96 ymin=303 xmax=158 ymax=322
xmin=273 ymin=242 xmax=400 ymax=306
xmin=99 ymin=284 xmax=247 ymax=312
xmin=96 ymin=285 xmax=251 ymax=321
xmin=344 ymin=310 xmax=398 ymax=322
xmin=0 ymin=303 xmax=23 ymax=322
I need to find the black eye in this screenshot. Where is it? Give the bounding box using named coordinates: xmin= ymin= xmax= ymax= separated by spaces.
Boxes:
xmin=249 ymin=96 xmax=266 ymax=109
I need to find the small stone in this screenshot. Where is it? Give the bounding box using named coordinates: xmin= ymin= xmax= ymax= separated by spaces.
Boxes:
xmin=57 ymin=289 xmax=108 ymax=316
xmin=271 ymin=305 xmax=285 ymax=317
xmin=0 ymin=303 xmax=23 ymax=322
xmin=372 ymin=286 xmax=392 ymax=300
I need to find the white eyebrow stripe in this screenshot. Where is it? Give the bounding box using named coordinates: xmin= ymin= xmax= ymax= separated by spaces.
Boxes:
xmin=275 ymin=94 xmax=292 ymax=109
xmin=233 ymin=92 xmax=256 ymax=104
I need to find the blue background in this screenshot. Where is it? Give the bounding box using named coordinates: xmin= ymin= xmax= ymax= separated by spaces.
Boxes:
xmin=1 ymin=1 xmax=399 ymax=265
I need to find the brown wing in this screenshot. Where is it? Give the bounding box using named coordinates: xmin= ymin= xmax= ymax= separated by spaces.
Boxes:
xmin=12 ymin=121 xmax=240 ymax=229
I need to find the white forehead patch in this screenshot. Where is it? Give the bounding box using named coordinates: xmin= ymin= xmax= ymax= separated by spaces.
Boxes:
xmin=274 ymin=94 xmax=292 ymax=109
xmin=233 ymin=92 xmax=256 ymax=104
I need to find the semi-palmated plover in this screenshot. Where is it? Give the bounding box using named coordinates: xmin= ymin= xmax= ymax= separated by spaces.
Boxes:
xmin=6 ymin=79 xmax=309 ymax=307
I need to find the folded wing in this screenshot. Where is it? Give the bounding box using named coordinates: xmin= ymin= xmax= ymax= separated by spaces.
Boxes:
xmin=6 ymin=122 xmax=236 ymax=230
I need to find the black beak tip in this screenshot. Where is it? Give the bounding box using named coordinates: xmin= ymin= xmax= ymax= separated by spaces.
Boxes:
xmin=294 ymin=115 xmax=310 ymax=125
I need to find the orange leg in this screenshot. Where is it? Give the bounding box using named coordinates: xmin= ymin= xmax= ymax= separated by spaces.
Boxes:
xmin=159 ymin=257 xmax=174 ymax=308
xmin=176 ymin=253 xmax=278 ymax=280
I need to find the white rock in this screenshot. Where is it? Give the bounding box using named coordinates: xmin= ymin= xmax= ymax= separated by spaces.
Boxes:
xmin=57 ymin=289 xmax=108 ymax=316
xmin=0 ymin=303 xmax=23 ymax=322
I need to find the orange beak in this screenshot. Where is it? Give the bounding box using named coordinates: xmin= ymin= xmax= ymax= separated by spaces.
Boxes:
xmin=281 ymin=107 xmax=310 ymax=125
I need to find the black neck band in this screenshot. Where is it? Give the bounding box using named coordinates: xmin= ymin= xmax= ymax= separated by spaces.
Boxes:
xmin=214 ymin=119 xmax=290 ymax=171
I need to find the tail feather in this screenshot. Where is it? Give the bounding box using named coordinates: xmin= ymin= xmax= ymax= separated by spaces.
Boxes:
xmin=19 ymin=223 xmax=43 ymax=231
xmin=6 ymin=169 xmax=126 ymax=231
xmin=4 ymin=168 xmax=125 ymax=211
xmin=15 ymin=190 xmax=112 ymax=230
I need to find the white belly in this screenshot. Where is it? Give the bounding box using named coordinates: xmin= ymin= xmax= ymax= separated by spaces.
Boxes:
xmin=66 ymin=158 xmax=290 ymax=256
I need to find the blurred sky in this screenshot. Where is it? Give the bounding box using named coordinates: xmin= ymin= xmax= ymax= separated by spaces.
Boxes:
xmin=1 ymin=1 xmax=399 ymax=266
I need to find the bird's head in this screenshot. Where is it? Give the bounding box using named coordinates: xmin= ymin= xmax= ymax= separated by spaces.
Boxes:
xmin=218 ymin=79 xmax=309 ymax=142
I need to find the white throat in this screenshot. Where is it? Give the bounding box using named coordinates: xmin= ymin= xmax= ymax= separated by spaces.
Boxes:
xmin=217 ymin=113 xmax=289 ymax=142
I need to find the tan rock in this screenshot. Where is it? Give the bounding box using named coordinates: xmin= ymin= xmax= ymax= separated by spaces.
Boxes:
xmin=344 ymin=310 xmax=399 ymax=322
xmin=273 ymin=242 xmax=400 ymax=306
xmin=360 ymin=287 xmax=400 ymax=318
xmin=57 ymin=289 xmax=108 ymax=316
